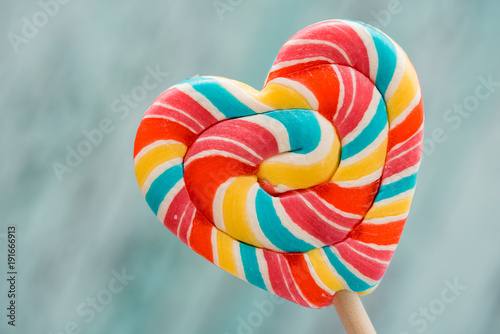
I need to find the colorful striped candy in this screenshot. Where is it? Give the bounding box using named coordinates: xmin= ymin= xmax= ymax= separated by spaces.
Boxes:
xmin=134 ymin=20 xmax=424 ymax=308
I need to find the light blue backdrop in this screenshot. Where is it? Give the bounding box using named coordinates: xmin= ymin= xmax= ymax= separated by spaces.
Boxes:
xmin=1 ymin=1 xmax=499 ymax=333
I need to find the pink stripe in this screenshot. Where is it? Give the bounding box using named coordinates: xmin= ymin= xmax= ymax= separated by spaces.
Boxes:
xmin=300 ymin=191 xmax=360 ymax=229
xmin=163 ymin=186 xmax=190 ymax=234
xmin=278 ymin=255 xmax=310 ymax=307
xmin=177 ymin=204 xmax=196 ymax=244
xmin=152 ymin=87 xmax=219 ymax=128
xmin=207 ymin=119 xmax=280 ymax=159
xmin=387 ymin=128 xmax=424 ymax=160
xmin=147 ymin=105 xmax=204 ymax=134
xmin=383 ymin=145 xmax=421 ymax=179
xmin=185 ymin=138 xmax=261 ymax=166
xmin=345 ymin=239 xmax=394 ymax=262
xmin=271 ymin=21 xmax=370 ymax=79
xmin=333 ymin=66 xmax=355 ymax=125
xmin=334 ymin=243 xmax=386 ymax=281
xmin=275 ymin=43 xmax=351 ymax=67
xmin=336 ymin=70 xmax=378 ymax=139
xmin=263 ymin=251 xmax=296 ymax=304
xmin=280 ymin=194 xmax=351 ymax=245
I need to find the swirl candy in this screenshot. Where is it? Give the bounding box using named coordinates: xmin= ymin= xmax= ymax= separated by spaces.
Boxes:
xmin=134 ymin=20 xmax=424 ymax=308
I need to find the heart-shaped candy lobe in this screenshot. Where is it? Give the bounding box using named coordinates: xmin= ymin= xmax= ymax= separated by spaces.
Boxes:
xmin=134 ymin=20 xmax=424 ymax=308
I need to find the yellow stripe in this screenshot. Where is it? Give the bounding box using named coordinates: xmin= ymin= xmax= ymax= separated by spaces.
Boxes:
xmin=222 ymin=176 xmax=264 ymax=247
xmin=364 ymin=196 xmax=413 ymax=220
xmin=135 ymin=144 xmax=187 ymax=188
xmin=232 ymin=80 xmax=312 ymax=110
xmin=332 ymin=138 xmax=387 ymax=182
xmin=386 ymin=58 xmax=419 ymax=123
xmin=259 ymin=82 xmax=312 ymax=109
xmin=216 ymin=231 xmax=238 ymax=276
xmin=307 ymin=249 xmax=345 ymax=291
xmin=257 ymin=134 xmax=341 ymax=189
xmin=357 ymin=283 xmax=379 ymax=295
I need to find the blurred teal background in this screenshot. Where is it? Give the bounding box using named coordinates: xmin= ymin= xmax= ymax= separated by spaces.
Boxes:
xmin=1 ymin=1 xmax=500 ymax=333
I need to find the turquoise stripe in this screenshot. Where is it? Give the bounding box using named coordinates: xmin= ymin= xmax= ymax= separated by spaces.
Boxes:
xmin=145 ymin=164 xmax=183 ymax=215
xmin=357 ymin=22 xmax=398 ymax=95
xmin=376 ymin=173 xmax=418 ymax=202
xmin=239 ymin=243 xmax=267 ymax=291
xmin=255 ymin=189 xmax=314 ymax=252
xmin=185 ymin=77 xmax=256 ymax=119
xmin=323 ymin=247 xmax=373 ymax=292
xmin=266 ymin=109 xmax=320 ymax=154
xmin=341 ymin=99 xmax=387 ymax=159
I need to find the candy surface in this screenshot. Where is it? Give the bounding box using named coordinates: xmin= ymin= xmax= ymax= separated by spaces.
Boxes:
xmin=134 ymin=20 xmax=424 ymax=308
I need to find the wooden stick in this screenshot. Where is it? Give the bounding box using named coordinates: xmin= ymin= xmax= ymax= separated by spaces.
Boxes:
xmin=333 ymin=290 xmax=376 ymax=334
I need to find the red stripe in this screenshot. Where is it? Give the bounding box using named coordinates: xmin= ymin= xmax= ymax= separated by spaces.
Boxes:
xmin=346 ymin=239 xmax=394 ymax=262
xmin=153 ymin=87 xmax=219 ymax=128
xmin=312 ymin=181 xmax=380 ymax=216
xmin=285 ymin=254 xmax=333 ymax=307
xmin=184 ymin=156 xmax=257 ymax=222
xmin=350 ymin=220 xmax=406 ymax=245
xmin=263 ymin=251 xmax=296 ymax=304
xmin=334 ymin=243 xmax=387 ymax=281
xmin=163 ymin=186 xmax=190 ymax=234
xmin=134 ymin=118 xmax=196 ymax=157
xmin=277 ymin=256 xmax=310 ymax=307
xmin=387 ymin=99 xmax=424 ymax=152
xmin=188 ymin=212 xmax=214 ymax=262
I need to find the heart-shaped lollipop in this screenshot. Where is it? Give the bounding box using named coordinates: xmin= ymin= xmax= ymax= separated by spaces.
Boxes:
xmin=134 ymin=20 xmax=423 ymax=309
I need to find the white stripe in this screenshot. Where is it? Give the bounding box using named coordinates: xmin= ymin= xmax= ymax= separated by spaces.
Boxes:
xmin=184 ymin=150 xmax=255 ymax=167
xmin=374 ymin=189 xmax=414 ymax=207
xmin=233 ymin=242 xmax=246 ymax=280
xmin=333 ymin=167 xmax=383 ymax=188
xmin=305 ymin=191 xmax=362 ymax=219
xmin=213 ymin=77 xmax=274 ymax=113
xmin=285 ymin=39 xmax=352 ymax=66
xmin=262 ymin=112 xmax=335 ymax=166
xmin=196 ymin=136 xmax=263 ymax=160
xmin=382 ymin=163 xmax=420 ymax=186
xmin=344 ymin=21 xmax=379 ymax=82
xmin=273 ymin=198 xmax=325 ymax=247
xmin=134 ymin=140 xmax=184 ymax=164
xmin=332 ymin=65 xmax=345 ymax=122
xmin=384 ymin=48 xmax=406 ymax=101
xmin=354 ymin=240 xmax=397 ymax=251
xmin=390 ymin=89 xmax=421 ymax=128
xmin=141 ymin=158 xmax=183 ymax=195
xmin=256 ymin=249 xmax=275 ymax=294
xmin=344 ymin=243 xmax=390 ymax=265
xmin=362 ymin=212 xmax=408 ymax=225
xmin=153 ymin=102 xmax=205 ymax=130
xmin=177 ymin=205 xmax=196 ymax=239
xmin=144 ymin=115 xmax=198 ymax=134
xmin=267 ymin=77 xmax=319 ymax=110
xmin=281 ymin=259 xmax=315 ymax=308
xmin=304 ymin=255 xmax=335 ymax=295
xmin=330 ymin=246 xmax=378 ymax=287
xmin=341 ymin=86 xmax=381 ymax=145
xmin=319 ymin=248 xmax=349 ymax=289
xmin=242 ymin=115 xmax=291 ymax=152
xmin=246 ymin=183 xmax=279 ymax=251
xmin=270 ymin=56 xmax=336 ymax=73
xmin=156 ymin=179 xmax=185 ymax=222
xmin=212 ymin=177 xmax=235 ymax=232
xmin=340 ymin=124 xmax=388 ymax=166
xmin=335 ymin=67 xmax=357 ymax=124
xmin=298 ymin=195 xmax=352 ymax=232
xmin=389 ymin=123 xmax=424 ymax=155
xmin=176 ymin=82 xmax=226 ymax=121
